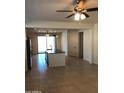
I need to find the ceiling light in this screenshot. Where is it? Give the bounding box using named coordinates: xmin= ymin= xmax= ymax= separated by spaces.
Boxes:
xmin=74 ymin=13 xmax=80 ymax=21
xmin=81 ymin=14 xmax=86 ymax=20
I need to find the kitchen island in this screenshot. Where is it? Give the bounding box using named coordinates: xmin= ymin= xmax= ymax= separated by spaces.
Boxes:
xmin=45 ymin=50 xmax=66 ymax=67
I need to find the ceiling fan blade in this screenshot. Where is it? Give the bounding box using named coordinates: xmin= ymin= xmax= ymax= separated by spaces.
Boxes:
xmin=66 ymin=13 xmax=75 ymax=18
xmin=86 ymin=7 xmax=98 ymax=12
xmin=56 ymin=10 xmax=73 ymax=12
xmin=83 ymin=12 xmax=90 ymax=18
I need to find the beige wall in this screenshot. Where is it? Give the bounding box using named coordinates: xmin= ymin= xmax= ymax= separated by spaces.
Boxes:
xmin=68 ymin=30 xmax=79 ymax=57
xmin=92 ymin=24 xmax=98 ymax=64
xmin=56 ymin=33 xmax=62 ymax=50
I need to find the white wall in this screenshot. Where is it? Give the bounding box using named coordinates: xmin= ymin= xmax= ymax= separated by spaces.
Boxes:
xmin=61 ymin=31 xmax=68 ymax=56
xmin=79 ymin=23 xmax=98 ymax=64
xmin=83 ymin=30 xmax=93 ymax=64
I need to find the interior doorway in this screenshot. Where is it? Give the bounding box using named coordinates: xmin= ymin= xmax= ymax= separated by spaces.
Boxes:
xmin=79 ymin=32 xmax=83 ymax=58
xmin=38 ymin=36 xmax=55 ymax=53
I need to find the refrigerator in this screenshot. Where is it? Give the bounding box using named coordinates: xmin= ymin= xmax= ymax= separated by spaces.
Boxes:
xmin=26 ymin=38 xmax=32 ymax=70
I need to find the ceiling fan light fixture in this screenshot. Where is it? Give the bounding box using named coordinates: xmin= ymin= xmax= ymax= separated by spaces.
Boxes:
xmin=81 ymin=13 xmax=86 ymax=20
xmin=74 ymin=12 xmax=80 ymax=21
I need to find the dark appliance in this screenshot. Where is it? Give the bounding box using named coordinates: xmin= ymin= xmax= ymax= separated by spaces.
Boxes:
xmin=26 ymin=38 xmax=32 ymax=70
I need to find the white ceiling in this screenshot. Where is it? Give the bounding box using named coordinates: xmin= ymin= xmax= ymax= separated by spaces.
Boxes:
xmin=25 ymin=0 xmax=98 ymax=24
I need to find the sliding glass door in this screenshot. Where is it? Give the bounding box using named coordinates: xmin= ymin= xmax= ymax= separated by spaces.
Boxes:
xmin=38 ymin=36 xmax=55 ymax=53
xmin=46 ymin=36 xmax=55 ymax=53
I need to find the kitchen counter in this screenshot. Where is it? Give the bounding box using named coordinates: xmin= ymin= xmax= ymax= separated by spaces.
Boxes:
xmin=45 ymin=50 xmax=66 ymax=67
xmin=46 ymin=49 xmax=65 ymax=54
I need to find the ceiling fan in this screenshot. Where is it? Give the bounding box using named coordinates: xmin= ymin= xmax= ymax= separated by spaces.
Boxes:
xmin=56 ymin=0 xmax=98 ymax=20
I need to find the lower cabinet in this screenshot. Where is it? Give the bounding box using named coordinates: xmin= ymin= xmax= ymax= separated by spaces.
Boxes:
xmin=48 ymin=53 xmax=66 ymax=67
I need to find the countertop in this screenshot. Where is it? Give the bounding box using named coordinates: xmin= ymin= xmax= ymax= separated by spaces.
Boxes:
xmin=45 ymin=50 xmax=65 ymax=54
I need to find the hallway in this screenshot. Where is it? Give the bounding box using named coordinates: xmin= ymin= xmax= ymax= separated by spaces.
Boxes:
xmin=25 ymin=54 xmax=98 ymax=93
